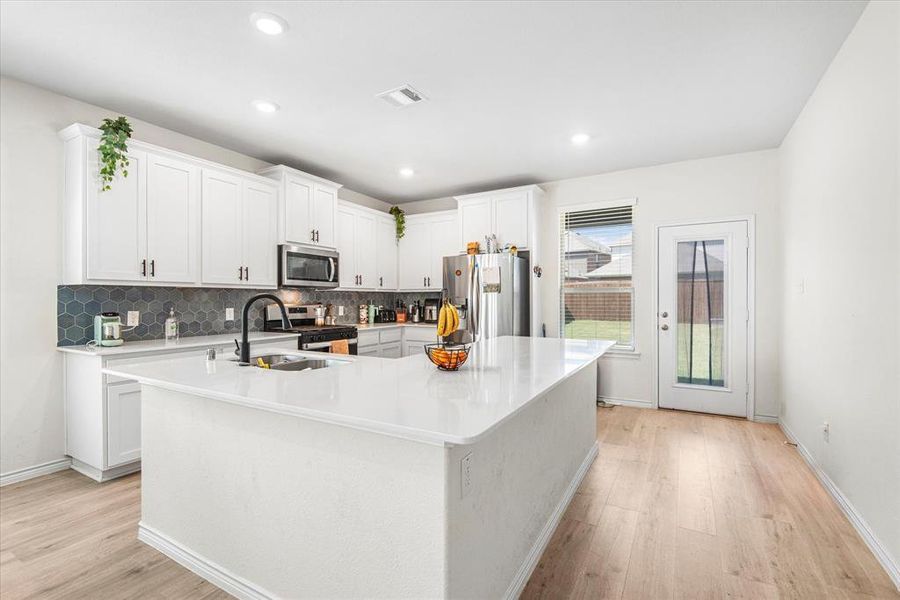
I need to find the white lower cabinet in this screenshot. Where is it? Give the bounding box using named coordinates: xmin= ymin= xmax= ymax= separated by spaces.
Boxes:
xmin=106 ymin=382 xmax=142 ymax=467
xmin=356 ymin=327 xmax=413 ymax=358
xmin=62 ymin=337 xmax=299 ymax=482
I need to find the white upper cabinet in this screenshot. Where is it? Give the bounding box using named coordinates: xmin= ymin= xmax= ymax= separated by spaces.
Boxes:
xmin=201 ymin=170 xmax=244 ymax=285
xmin=84 ymin=147 xmax=147 ymax=282
xmin=455 ymin=185 xmax=542 ymax=252
xmin=258 ymin=165 xmax=341 ymax=248
xmin=60 ymin=124 xmax=281 ymax=288
xmin=398 ymin=211 xmax=459 ymax=291
xmin=241 ymin=180 xmax=278 ymax=286
xmin=375 ymin=216 xmax=398 ymax=290
xmin=146 ymin=154 xmax=200 ymax=283
xmin=336 ymin=205 xmax=357 ymax=289
xmin=458 ymin=197 xmax=492 ymax=252
xmin=336 ymin=202 xmax=379 ymax=290
xmin=201 ymin=169 xmax=278 ymax=287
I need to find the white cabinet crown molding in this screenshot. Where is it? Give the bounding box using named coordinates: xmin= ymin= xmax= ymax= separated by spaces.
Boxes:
xmin=257 ymin=164 xmax=343 ymax=190
xmin=453 ymin=183 xmax=544 ymax=202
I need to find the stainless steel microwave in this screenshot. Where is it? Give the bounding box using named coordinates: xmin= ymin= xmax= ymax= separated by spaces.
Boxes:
xmin=278 ymin=244 xmax=339 ymax=288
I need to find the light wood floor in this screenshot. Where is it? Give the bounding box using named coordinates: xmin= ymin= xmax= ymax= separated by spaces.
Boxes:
xmin=1 ymin=407 xmax=896 ymax=599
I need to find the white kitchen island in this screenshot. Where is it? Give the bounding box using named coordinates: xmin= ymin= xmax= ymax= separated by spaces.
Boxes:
xmin=104 ymin=336 xmax=613 ymax=599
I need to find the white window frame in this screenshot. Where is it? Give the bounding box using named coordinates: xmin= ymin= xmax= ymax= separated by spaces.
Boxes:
xmin=557 ymin=198 xmax=637 ymax=354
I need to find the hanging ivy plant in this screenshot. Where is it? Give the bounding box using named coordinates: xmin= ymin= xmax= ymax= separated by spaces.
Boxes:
xmin=98 ymin=116 xmax=133 ymax=191
xmin=389 ymin=205 xmax=406 ymax=241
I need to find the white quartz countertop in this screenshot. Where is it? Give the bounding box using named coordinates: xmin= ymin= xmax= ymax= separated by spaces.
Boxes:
xmin=103 ymin=336 xmax=613 ymax=446
xmin=56 ymin=331 xmax=300 ymax=356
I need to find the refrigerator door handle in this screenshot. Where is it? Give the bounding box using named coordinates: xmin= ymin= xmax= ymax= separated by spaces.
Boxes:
xmin=469 ymin=257 xmax=480 ymax=341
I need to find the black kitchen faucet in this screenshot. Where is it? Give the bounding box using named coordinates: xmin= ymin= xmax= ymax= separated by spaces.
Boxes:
xmin=236 ymin=294 xmax=291 ymax=365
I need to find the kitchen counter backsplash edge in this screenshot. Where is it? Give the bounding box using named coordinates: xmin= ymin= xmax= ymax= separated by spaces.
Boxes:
xmin=57 ymin=285 xmax=438 ymax=346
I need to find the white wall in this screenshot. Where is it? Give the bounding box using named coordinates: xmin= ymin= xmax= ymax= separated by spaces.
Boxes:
xmin=0 ymin=77 xmax=387 ymax=478
xmin=536 ymin=150 xmax=781 ymax=418
xmin=779 ymin=0 xmax=899 ymax=573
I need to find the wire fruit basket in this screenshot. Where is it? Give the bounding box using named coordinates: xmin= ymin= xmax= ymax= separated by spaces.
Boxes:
xmin=424 ymin=343 xmax=471 ymax=371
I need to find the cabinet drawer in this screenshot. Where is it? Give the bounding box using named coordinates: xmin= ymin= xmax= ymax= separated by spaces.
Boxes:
xmin=381 ymin=343 xmax=402 ymax=359
xmin=357 ymin=330 xmax=379 ymax=348
xmin=404 ymin=327 xmax=438 ymax=343
xmin=379 ymin=328 xmax=402 ymax=344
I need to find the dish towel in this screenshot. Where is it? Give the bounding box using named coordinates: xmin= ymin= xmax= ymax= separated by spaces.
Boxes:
xmin=330 ymin=339 xmax=350 ymax=355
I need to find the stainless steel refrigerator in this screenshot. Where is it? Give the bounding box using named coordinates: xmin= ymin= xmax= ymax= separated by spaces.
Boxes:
xmin=442 ymin=253 xmax=529 ymax=344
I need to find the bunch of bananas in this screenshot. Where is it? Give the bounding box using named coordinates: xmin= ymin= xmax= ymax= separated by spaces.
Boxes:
xmin=437 ymin=300 xmax=460 ymax=337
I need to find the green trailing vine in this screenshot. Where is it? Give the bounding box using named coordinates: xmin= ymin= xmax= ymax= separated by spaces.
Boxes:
xmin=98 ymin=116 xmax=133 ymax=191
xmin=389 ymin=205 xmax=406 ymax=241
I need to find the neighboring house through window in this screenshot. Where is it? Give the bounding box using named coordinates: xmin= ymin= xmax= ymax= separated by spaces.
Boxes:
xmin=560 ymin=202 xmax=634 ymax=350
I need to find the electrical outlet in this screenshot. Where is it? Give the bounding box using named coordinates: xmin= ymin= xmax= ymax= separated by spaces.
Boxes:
xmin=461 ymin=453 xmax=473 ymax=498
xmin=126 ymin=311 xmax=140 ymax=327
xmin=823 ymin=421 xmax=830 ymax=442
xmin=338 ymin=305 xmax=345 ymax=316
xmin=225 ymin=307 xmax=234 ymax=321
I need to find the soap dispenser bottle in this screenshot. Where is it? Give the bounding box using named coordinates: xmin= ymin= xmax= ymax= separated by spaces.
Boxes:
xmin=164 ymin=308 xmax=179 ymax=340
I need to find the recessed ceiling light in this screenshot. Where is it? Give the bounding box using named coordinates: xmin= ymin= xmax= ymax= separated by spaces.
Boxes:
xmin=253 ymin=100 xmax=280 ymax=113
xmin=399 ymin=167 xmax=415 ymax=178
xmin=250 ymin=12 xmax=288 ymax=35
xmin=571 ymin=133 xmax=591 ymax=146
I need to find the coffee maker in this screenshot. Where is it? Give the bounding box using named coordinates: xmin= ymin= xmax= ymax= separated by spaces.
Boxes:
xmin=93 ymin=312 xmax=124 ymax=346
xmin=423 ymin=299 xmax=440 ymax=323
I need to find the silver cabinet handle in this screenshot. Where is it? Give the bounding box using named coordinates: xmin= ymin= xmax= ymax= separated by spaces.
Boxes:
xmin=239 ymin=266 xmax=244 ymax=281
xmin=661 ymin=324 xmax=669 ymax=331
xmin=150 ymin=259 xmax=155 ymax=277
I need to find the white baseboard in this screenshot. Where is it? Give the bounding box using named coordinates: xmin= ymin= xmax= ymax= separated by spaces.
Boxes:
xmin=138 ymin=523 xmax=275 ymax=600
xmin=598 ymin=395 xmax=653 ymax=409
xmin=751 ymin=414 xmax=779 ymax=423
xmin=0 ymin=457 xmax=71 ymax=487
xmin=780 ymin=421 xmax=900 ymax=591
xmin=70 ymin=459 xmax=141 ymax=483
xmin=503 ymin=441 xmax=599 ymax=600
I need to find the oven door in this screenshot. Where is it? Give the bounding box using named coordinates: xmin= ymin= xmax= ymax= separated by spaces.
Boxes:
xmin=301 ymin=339 xmax=358 ymax=355
xmin=279 ymin=244 xmax=339 ymax=288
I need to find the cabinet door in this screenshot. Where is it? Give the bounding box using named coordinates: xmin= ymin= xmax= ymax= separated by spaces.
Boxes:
xmin=398 ymin=220 xmax=430 ymax=290
xmin=201 ymin=170 xmax=244 ymax=285
xmin=146 ymin=154 xmax=199 ymax=283
xmin=458 ymin=197 xmax=492 ymax=252
xmin=376 ymin=216 xmax=398 ymax=290
xmin=336 ymin=205 xmax=357 ymax=288
xmin=86 ymin=148 xmax=147 ymax=281
xmin=355 ymin=212 xmax=377 ymax=289
xmin=284 ymin=175 xmax=314 ymax=245
xmin=428 ymin=213 xmax=459 ymax=288
xmin=494 ymin=190 xmax=530 ymax=248
xmin=106 ymin=382 xmax=141 ymax=467
xmin=312 ymin=185 xmax=338 ymax=247
xmin=242 ymin=180 xmax=278 ymax=287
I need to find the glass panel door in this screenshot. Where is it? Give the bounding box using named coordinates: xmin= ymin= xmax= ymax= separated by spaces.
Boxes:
xmin=676 ymin=240 xmax=726 ymax=387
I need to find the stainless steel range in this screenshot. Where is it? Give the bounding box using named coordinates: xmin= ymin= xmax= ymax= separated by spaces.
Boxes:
xmin=264 ymin=304 xmax=358 ymax=355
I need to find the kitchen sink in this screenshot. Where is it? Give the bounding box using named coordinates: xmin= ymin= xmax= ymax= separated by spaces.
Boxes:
xmin=238 ymin=353 xmax=347 ymax=372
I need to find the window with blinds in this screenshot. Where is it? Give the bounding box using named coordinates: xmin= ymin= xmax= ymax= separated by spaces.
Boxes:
xmin=560 ymin=203 xmax=634 ymax=349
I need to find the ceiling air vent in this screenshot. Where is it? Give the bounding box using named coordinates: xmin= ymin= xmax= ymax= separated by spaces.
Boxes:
xmin=377 ymin=84 xmax=426 ymax=107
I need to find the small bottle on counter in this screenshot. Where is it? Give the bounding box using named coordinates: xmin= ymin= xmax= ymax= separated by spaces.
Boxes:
xmin=358 ymin=304 xmax=368 ymax=324
xmin=164 ymin=308 xmax=179 ymax=340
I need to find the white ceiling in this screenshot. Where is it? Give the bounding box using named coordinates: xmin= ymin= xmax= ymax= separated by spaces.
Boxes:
xmin=0 ymin=1 xmax=865 ymax=203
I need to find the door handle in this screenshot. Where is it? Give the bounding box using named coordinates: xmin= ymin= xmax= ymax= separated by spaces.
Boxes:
xmin=315 ymin=230 xmax=320 ymax=242
xmin=311 ymin=229 xmax=316 ymax=242
xmin=661 ymin=324 xmax=669 ymax=331
xmin=238 ymin=265 xmax=244 ymax=281
xmin=141 ymin=259 xmax=147 ymax=277
xmin=379 ymin=276 xmax=383 ymax=287
xmin=150 ymin=260 xmax=155 ymax=277
xmin=660 ymin=311 xmax=669 ymax=318
xmin=244 ymin=266 xmax=249 ymax=281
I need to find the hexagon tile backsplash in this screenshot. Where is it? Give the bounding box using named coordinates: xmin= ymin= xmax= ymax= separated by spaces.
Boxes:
xmin=57 ymin=286 xmax=438 ymax=346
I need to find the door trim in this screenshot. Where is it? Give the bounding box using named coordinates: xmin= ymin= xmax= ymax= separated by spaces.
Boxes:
xmin=652 ymin=215 xmax=756 ymax=419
